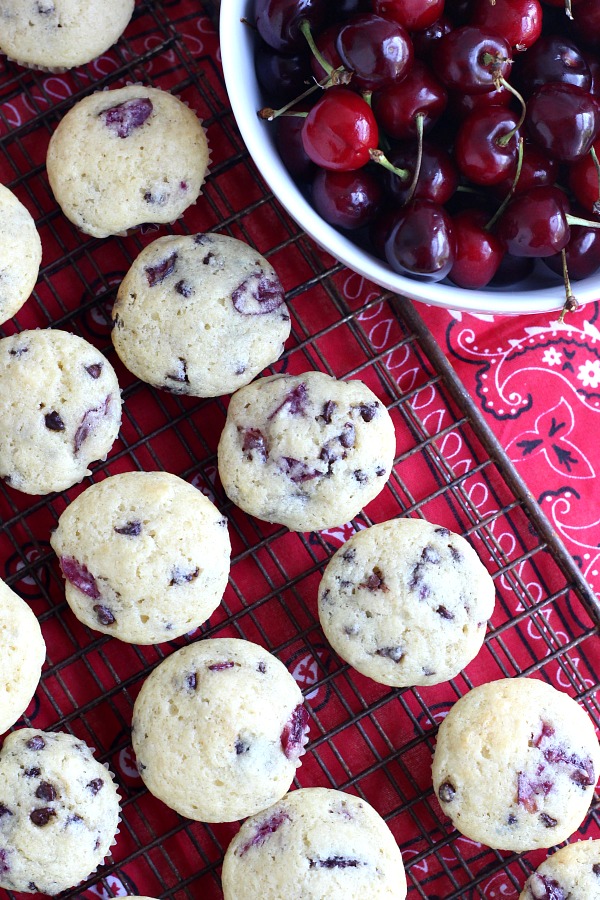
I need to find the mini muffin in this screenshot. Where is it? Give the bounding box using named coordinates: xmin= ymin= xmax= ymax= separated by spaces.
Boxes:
xmin=112 ymin=232 xmax=291 ymax=397
xmin=221 ymin=787 xmax=407 ymax=900
xmin=0 ymin=184 xmax=42 ymax=325
xmin=0 ymin=0 xmax=134 ymax=71
xmin=0 ymin=578 xmax=46 ymax=733
xmin=217 ymin=371 xmax=396 ymax=531
xmin=318 ymin=518 xmax=495 ymax=687
xmin=519 ymin=839 xmax=600 ymax=900
xmin=432 ymin=678 xmax=600 ymax=852
xmin=50 ymin=471 xmax=231 ymax=644
xmin=132 ymin=638 xmax=310 ymax=822
xmin=0 ymin=329 xmax=122 ymax=495
xmin=0 ymin=728 xmax=120 ymax=895
xmin=46 ymin=85 xmax=209 ymax=238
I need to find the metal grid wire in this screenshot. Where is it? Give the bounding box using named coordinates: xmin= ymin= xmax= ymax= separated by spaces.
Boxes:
xmin=0 ymin=2 xmax=598 ymax=898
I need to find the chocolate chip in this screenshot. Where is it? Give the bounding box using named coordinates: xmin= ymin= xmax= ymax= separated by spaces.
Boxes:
xmin=235 ymin=739 xmax=250 ymax=755
xmin=114 ymin=520 xmax=142 ymax=536
xmin=375 ymin=466 xmax=386 ymax=476
xmin=175 ymin=279 xmax=193 ymax=298
xmin=66 ymin=814 xmax=83 ymax=825
xmin=85 ymin=363 xmax=103 ymax=379
xmin=194 ymin=233 xmax=210 ymax=245
xmin=30 ymin=808 xmax=56 ymax=826
xmin=342 ymin=548 xmax=356 ymax=562
xmin=87 ymin=778 xmax=104 ymax=795
xmin=268 ymin=383 xmax=309 ymax=419
xmin=231 ymin=273 xmax=285 ymax=315
xmin=0 ymin=805 xmax=12 ymax=818
xmin=0 ymin=849 xmax=8 ymax=875
xmin=320 ymin=588 xmax=330 ymax=603
xmin=354 ymin=469 xmax=368 ymax=484
xmin=339 ymin=422 xmax=355 ymax=449
xmin=279 ymin=457 xmax=322 ymax=483
xmin=436 ymin=605 xmax=454 ymax=620
xmin=438 ymin=781 xmax=456 ymax=803
xmin=26 ymin=736 xmax=45 ymax=751
xmin=186 ymin=673 xmax=197 ymax=690
xmin=170 ymin=566 xmax=199 ymax=586
xmin=35 ymin=782 xmax=56 ymax=802
xmin=309 ymin=857 xmax=363 ymax=869
xmin=44 ymin=410 xmax=65 ymax=431
xmin=434 ymin=527 xmax=451 ymax=537
xmin=507 ymin=813 xmax=517 ymax=825
xmin=99 ymin=97 xmax=153 ymax=138
xmin=356 ymin=402 xmax=378 ymax=422
xmin=422 ymin=545 xmax=441 ymax=564
xmin=37 ymin=1 xmax=55 ymax=14
xmin=28 ymin=883 xmax=38 ymax=892
xmin=450 ymin=546 xmax=462 ymax=562
xmin=321 ymin=400 xmax=337 ymax=424
xmin=9 ymin=345 xmax=28 ymax=357
xmin=539 ymin=812 xmax=557 ymax=828
xmin=359 ymin=567 xmax=389 ymax=592
xmin=593 ymin=863 xmax=600 ymax=877
xmin=257 ymin=661 xmax=267 ymax=674
xmin=376 ymin=646 xmax=404 ymax=663
xmin=93 ymin=604 xmax=116 ymax=626
xmin=24 ymin=767 xmax=41 ymax=778
xmin=202 ymin=252 xmax=216 ymax=264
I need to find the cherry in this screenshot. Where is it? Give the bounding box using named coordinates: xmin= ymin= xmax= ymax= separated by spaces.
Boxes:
xmin=449 ymin=209 xmax=504 ymax=288
xmin=276 ymin=114 xmax=316 ymax=180
xmin=492 ymin=141 xmax=559 ymax=197
xmin=450 ymin=82 xmax=513 ymax=120
xmin=455 ymin=107 xmax=521 ymax=185
xmin=496 ymin=185 xmax=571 ymax=256
xmin=336 ymin=14 xmax=414 ymax=90
xmin=526 ymin=82 xmax=600 ymax=162
xmin=309 ymin=24 xmax=344 ymax=81
xmin=255 ymin=43 xmax=311 ymax=103
xmin=255 ymin=0 xmax=327 ymax=52
xmin=512 ymin=34 xmax=592 ymax=95
xmin=372 ymin=61 xmax=447 ymax=139
xmin=301 ymin=87 xmax=378 ymax=170
xmin=384 ymin=199 xmax=455 ymax=281
xmin=384 ymin=141 xmax=458 ymax=205
xmin=432 ymin=26 xmax=513 ymax=94
xmin=571 ymin=1 xmax=600 ymax=50
xmin=568 ymin=138 xmax=600 ymax=213
xmin=543 ymin=211 xmax=600 ymax=280
xmin=311 ymin=167 xmax=383 ymax=228
xmin=410 ymin=14 xmax=453 ymax=60
xmin=471 ymin=0 xmax=543 ymax=51
xmin=489 ymin=252 xmax=535 ymax=285
xmin=372 ymin=0 xmax=445 ymax=31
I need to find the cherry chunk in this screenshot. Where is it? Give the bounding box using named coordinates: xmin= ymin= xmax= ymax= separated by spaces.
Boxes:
xmin=99 ymin=98 xmax=153 ymax=138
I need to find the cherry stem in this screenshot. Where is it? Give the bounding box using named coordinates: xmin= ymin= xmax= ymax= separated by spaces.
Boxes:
xmin=590 ymin=146 xmax=600 ymax=216
xmin=257 ymin=66 xmax=346 ymax=120
xmin=495 ymin=77 xmax=526 ymax=145
xmin=564 ymin=0 xmax=574 ymax=20
xmin=566 ymin=213 xmax=600 ymax=229
xmin=402 ymin=113 xmax=425 ymax=206
xmin=558 ymin=249 xmax=578 ymax=323
xmin=300 ymin=19 xmax=333 ymax=76
xmin=369 ymin=148 xmax=410 ymax=183
xmin=485 ymin=136 xmax=524 ymax=230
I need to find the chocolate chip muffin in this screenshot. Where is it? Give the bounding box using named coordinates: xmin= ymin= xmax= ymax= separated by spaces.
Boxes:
xmin=0 ymin=578 xmax=45 ymax=733
xmin=519 ymin=839 xmax=600 ymax=900
xmin=0 ymin=183 xmax=42 ymax=326
xmin=0 ymin=728 xmax=120 ymax=895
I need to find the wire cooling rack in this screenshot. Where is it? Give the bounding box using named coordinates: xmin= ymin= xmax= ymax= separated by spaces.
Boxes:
xmin=0 ymin=2 xmax=598 ymax=898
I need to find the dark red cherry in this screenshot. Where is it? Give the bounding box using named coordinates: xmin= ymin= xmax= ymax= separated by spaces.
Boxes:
xmin=496 ymin=185 xmax=571 ymax=257
xmin=276 ymin=114 xmax=315 ymax=180
xmin=372 ymin=0 xmax=445 ymax=31
xmin=255 ymin=0 xmax=327 ymax=52
xmin=372 ymin=61 xmax=447 ymax=139
xmin=570 ymin=0 xmax=600 ymax=51
xmin=255 ymin=43 xmax=311 ymax=103
xmin=432 ymin=26 xmax=513 ymax=94
xmin=492 ymin=142 xmax=559 ymax=198
xmin=489 ymin=251 xmax=534 ymax=286
xmin=384 ymin=200 xmax=455 ymax=281
xmin=450 ymin=82 xmax=512 ymax=120
xmin=455 ymin=107 xmax=521 ymax=185
xmin=543 ymin=214 xmax=600 ymax=281
xmin=470 ymin=0 xmax=542 ymax=51
xmin=449 ymin=209 xmax=504 ymax=288
xmin=512 ymin=35 xmax=592 ymax=96
xmin=301 ymin=87 xmax=378 ymax=170
xmin=383 ymin=141 xmax=458 ymax=205
xmin=410 ymin=14 xmax=453 ymax=60
xmin=568 ymin=138 xmax=600 ymax=213
xmin=526 ymin=83 xmax=600 ymax=162
xmin=310 ymin=24 xmax=343 ymax=82
xmin=311 ymin=168 xmax=383 ymax=229
xmin=336 ymin=14 xmax=414 ymax=90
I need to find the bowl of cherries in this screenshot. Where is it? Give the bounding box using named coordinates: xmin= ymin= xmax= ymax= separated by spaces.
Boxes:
xmin=220 ymin=0 xmax=600 ymax=316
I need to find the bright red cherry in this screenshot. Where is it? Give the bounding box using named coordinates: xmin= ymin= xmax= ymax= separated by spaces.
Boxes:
xmin=372 ymin=61 xmax=447 ymax=139
xmin=454 ymin=107 xmax=521 ymax=185
xmin=449 ymin=209 xmax=504 ymax=289
xmin=372 ymin=0 xmax=445 ymax=31
xmin=470 ymin=0 xmax=543 ymax=51
xmin=301 ymin=87 xmax=378 ymax=170
xmin=496 ymin=185 xmax=571 ymax=256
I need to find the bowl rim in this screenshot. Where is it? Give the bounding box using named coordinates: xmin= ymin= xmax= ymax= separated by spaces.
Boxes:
xmin=219 ymin=0 xmax=599 ymax=317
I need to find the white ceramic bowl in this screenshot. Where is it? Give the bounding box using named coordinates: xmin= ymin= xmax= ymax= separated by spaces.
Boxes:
xmin=219 ymin=0 xmax=599 ymax=316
